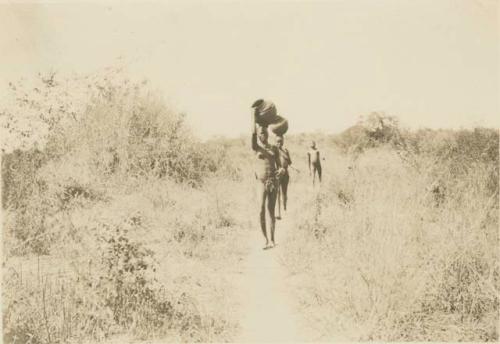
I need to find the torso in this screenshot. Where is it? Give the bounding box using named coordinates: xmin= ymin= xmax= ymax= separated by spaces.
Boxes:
xmin=309 ymin=148 xmax=320 ymax=164
xmin=255 ymin=144 xmax=278 ymax=182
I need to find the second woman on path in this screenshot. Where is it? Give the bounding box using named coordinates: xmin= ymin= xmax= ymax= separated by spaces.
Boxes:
xmin=276 ymin=135 xmax=292 ymax=220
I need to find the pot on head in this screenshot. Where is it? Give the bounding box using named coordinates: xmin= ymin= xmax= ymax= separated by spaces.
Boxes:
xmin=252 ymin=99 xmax=289 ymax=136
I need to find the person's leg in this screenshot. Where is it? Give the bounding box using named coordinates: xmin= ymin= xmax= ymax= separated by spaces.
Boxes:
xmin=317 ymin=163 xmax=322 ymax=183
xmin=267 ymin=187 xmax=278 ymax=246
xmin=281 ymin=173 xmax=289 ymax=210
xmin=312 ymin=164 xmax=317 ymax=186
xmin=258 ymin=182 xmax=269 ymax=246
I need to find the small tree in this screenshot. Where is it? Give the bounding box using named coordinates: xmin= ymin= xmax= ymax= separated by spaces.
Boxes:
xmin=335 ymin=112 xmax=405 ymax=154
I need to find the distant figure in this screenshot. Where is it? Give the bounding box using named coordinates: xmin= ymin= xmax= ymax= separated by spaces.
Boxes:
xmin=276 ymin=135 xmax=292 ymax=219
xmin=308 ymin=141 xmax=322 ymax=185
xmin=251 ymin=107 xmax=284 ymax=249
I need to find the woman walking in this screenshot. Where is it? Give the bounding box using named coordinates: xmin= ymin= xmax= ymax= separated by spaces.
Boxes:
xmin=276 ymin=135 xmax=292 ymax=220
xmin=251 ymin=103 xmax=284 ymax=249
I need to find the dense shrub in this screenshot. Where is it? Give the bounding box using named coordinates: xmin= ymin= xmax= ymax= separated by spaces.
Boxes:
xmin=2 ymin=217 xmax=204 ymax=343
xmin=1 ymin=71 xmax=234 ymax=254
xmin=2 ymin=70 xmax=244 ymax=343
xmin=334 ymin=112 xmax=405 ymax=154
xmin=2 ymin=148 xmax=47 ymax=209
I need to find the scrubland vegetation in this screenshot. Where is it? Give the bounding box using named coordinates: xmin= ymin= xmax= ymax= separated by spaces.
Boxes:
xmin=1 ymin=71 xmax=498 ymax=342
xmin=1 ymin=71 xmax=249 ymax=343
xmin=282 ymin=114 xmax=499 ymax=341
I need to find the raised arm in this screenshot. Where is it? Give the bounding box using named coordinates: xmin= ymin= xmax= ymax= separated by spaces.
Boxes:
xmin=251 ymin=109 xmax=259 ymax=151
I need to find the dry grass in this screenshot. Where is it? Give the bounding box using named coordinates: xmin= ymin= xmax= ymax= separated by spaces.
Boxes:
xmin=2 ymin=71 xmax=498 ymax=343
xmin=281 ymin=141 xmax=499 ymax=341
xmin=2 ymin=175 xmax=251 ymax=343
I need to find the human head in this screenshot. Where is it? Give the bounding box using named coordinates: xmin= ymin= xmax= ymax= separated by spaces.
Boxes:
xmin=258 ymin=125 xmax=269 ymax=144
xmin=311 ymin=141 xmax=316 ymax=149
xmin=276 ymin=135 xmax=284 ymax=148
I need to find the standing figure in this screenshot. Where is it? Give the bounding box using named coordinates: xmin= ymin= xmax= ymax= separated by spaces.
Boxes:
xmin=276 ymin=135 xmax=292 ymax=219
xmin=308 ymin=141 xmax=322 ymax=185
xmin=251 ymin=109 xmax=284 ymax=249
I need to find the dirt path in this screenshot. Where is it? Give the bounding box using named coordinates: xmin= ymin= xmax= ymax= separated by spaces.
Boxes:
xmin=235 ymin=216 xmax=311 ymax=342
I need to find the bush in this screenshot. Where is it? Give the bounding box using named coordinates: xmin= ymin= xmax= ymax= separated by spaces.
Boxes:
xmin=2 ymin=69 xmax=244 ymax=342
xmin=2 ymin=148 xmax=47 ymax=209
xmin=2 ymin=70 xmax=236 ymax=255
xmin=2 ymin=216 xmax=204 ymax=344
xmin=334 ymin=112 xmax=405 ymax=154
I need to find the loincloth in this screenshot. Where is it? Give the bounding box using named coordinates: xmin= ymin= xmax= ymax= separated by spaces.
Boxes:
xmin=260 ymin=174 xmax=279 ymax=194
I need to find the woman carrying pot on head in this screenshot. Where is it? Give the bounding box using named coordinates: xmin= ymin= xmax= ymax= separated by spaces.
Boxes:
xmin=251 ymin=100 xmax=286 ymax=249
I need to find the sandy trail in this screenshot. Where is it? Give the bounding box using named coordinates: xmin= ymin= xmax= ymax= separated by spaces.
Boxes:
xmin=236 ymin=216 xmax=310 ymax=343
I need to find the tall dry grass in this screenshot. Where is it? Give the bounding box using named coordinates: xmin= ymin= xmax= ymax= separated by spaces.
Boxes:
xmin=281 ymin=122 xmax=499 ymax=341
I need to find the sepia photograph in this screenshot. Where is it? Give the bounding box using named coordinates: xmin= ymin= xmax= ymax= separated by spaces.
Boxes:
xmin=1 ymin=0 xmax=498 ymax=343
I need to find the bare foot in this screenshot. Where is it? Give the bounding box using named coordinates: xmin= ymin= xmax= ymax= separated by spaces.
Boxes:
xmin=276 ymin=216 xmax=282 ymax=220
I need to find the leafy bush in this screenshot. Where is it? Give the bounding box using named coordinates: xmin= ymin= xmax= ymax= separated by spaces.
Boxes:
xmin=2 ymin=148 xmax=47 ymax=209
xmin=334 ymin=112 xmax=405 ymax=154
xmin=2 ymin=216 xmax=206 ymax=344
xmin=2 ymin=70 xmax=243 ymax=343
xmin=2 ymin=70 xmax=235 ymax=254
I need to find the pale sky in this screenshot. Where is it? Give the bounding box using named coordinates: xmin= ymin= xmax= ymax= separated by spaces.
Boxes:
xmin=1 ymin=0 xmax=498 ymax=139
